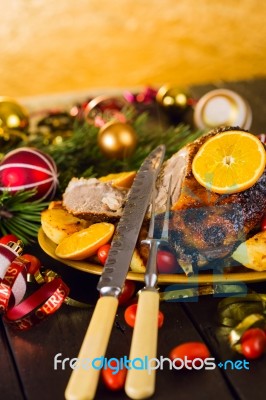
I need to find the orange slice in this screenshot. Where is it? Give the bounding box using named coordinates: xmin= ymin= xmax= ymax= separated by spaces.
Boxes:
xmin=98 ymin=171 xmax=136 ymax=188
xmin=55 ymin=222 xmax=115 ymax=260
xmin=192 ymin=130 xmax=266 ymax=194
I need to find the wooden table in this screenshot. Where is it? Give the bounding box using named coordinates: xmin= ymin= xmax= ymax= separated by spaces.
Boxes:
xmin=1 ymin=78 xmax=266 ymax=400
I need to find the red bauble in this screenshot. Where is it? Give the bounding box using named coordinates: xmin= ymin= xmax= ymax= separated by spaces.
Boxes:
xmin=0 ymin=147 xmax=58 ymax=200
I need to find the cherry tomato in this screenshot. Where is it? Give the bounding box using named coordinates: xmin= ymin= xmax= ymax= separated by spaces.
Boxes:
xmin=22 ymin=254 xmax=41 ymax=274
xmin=124 ymin=303 xmax=164 ymax=328
xmin=118 ymin=280 xmax=136 ymax=305
xmin=101 ymin=360 xmax=127 ymax=391
xmin=261 ymin=214 xmax=266 ymax=231
xmin=169 ymin=342 xmax=210 ymax=369
xmin=97 ymin=244 xmax=111 ymax=265
xmin=157 ymin=250 xmax=180 ymax=274
xmin=241 ymin=328 xmax=266 ymax=359
xmin=0 ymin=234 xmax=19 ymax=245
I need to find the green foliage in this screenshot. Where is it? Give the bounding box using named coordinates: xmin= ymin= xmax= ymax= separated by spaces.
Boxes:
xmin=25 ymin=108 xmax=203 ymax=194
xmin=0 ymin=190 xmax=48 ymax=245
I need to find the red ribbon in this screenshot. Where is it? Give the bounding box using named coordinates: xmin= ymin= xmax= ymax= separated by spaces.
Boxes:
xmin=0 ymin=258 xmax=27 ymax=313
xmin=0 ymin=253 xmax=70 ymax=330
xmin=4 ymin=277 xmax=69 ymax=330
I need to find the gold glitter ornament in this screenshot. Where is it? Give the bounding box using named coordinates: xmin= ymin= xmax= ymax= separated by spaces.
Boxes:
xmin=0 ymin=97 xmax=29 ymax=131
xmin=98 ymin=121 xmax=137 ymax=159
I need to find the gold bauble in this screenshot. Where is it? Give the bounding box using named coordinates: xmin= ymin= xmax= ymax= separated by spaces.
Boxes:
xmin=98 ymin=121 xmax=137 ymax=159
xmin=0 ymin=96 xmax=29 ymax=131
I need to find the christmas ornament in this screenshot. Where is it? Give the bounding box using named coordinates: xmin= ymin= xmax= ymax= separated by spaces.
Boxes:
xmin=98 ymin=121 xmax=138 ymax=159
xmin=156 ymin=85 xmax=192 ymax=122
xmin=0 ymin=97 xmax=29 ymax=131
xmin=193 ymin=89 xmax=252 ymax=130
xmin=36 ymin=111 xmax=74 ymax=144
xmin=0 ymin=147 xmax=58 ymax=201
xmin=124 ymin=87 xmax=157 ymax=105
xmin=84 ymin=95 xmax=127 ymax=127
xmin=0 ymin=129 xmax=28 ymax=160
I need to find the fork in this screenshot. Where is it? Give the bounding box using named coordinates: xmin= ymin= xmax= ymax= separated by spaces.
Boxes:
xmin=125 ymin=178 xmax=172 ymax=399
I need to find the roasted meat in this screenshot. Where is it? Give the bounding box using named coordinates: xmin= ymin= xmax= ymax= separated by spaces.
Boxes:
xmin=63 ymin=127 xmax=266 ymax=273
xmin=63 ymin=177 xmax=127 ymax=222
xmin=153 ymin=127 xmax=266 ymax=273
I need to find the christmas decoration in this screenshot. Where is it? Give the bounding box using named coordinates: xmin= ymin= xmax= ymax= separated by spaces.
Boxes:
xmin=0 ymin=97 xmax=29 ymax=131
xmin=0 ymin=189 xmax=48 ymax=244
xmin=156 ymin=85 xmax=193 ymax=122
xmin=84 ymin=95 xmax=127 ymax=127
xmin=98 ymin=121 xmax=138 ymax=159
xmin=0 ymin=147 xmax=58 ymax=201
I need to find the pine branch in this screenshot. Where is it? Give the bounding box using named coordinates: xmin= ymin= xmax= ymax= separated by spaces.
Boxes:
xmin=0 ymin=190 xmax=48 ymax=245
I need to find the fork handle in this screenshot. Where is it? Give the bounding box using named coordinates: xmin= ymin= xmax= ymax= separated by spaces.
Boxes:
xmin=65 ymin=296 xmax=118 ymax=400
xmin=125 ymin=289 xmax=160 ymax=399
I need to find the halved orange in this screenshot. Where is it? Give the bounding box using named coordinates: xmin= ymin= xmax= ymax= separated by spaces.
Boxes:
xmin=55 ymin=222 xmax=115 ymax=260
xmin=192 ymin=130 xmax=266 ymax=194
xmin=98 ymin=171 xmax=136 ymax=188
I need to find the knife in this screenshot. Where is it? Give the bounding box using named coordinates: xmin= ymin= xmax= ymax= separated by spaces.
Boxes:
xmin=65 ymin=145 xmax=165 ymax=400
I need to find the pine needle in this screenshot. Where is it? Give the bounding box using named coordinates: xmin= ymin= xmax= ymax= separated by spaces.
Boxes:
xmin=0 ymin=190 xmax=48 ymax=245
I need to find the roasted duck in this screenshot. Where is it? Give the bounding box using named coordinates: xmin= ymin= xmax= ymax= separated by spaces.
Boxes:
xmin=63 ymin=127 xmax=266 ymax=273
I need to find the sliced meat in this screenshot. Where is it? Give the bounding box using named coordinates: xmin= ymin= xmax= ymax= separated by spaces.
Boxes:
xmin=63 ymin=177 xmax=128 ymax=223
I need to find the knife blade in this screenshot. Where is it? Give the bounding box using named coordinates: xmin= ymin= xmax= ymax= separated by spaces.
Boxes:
xmin=65 ymin=145 xmax=165 ymax=400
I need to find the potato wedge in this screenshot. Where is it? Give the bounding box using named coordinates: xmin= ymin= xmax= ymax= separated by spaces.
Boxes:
xmin=130 ymin=249 xmax=146 ymax=273
xmin=232 ymin=231 xmax=266 ymax=271
xmin=41 ymin=208 xmax=90 ymax=244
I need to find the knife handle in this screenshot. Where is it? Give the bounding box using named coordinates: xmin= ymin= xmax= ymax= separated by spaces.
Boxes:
xmin=125 ymin=289 xmax=160 ymax=399
xmin=65 ymin=296 xmax=118 ymax=400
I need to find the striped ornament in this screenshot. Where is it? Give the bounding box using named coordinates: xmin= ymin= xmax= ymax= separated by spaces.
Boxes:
xmin=0 ymin=147 xmax=58 ymax=200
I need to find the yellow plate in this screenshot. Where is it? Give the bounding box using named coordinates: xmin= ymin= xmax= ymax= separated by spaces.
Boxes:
xmin=38 ymin=228 xmax=266 ymax=285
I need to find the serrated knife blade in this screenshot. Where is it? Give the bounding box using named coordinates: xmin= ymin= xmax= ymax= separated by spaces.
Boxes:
xmin=98 ymin=144 xmax=165 ymax=296
xmin=65 ymin=145 xmax=165 ymax=400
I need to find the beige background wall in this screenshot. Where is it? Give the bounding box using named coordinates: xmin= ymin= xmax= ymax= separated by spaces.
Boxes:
xmin=1 ymin=0 xmax=266 ymax=97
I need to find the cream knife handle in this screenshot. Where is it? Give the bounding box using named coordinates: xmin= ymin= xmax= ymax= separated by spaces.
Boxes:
xmin=125 ymin=289 xmax=160 ymax=399
xmin=65 ymin=296 xmax=118 ymax=400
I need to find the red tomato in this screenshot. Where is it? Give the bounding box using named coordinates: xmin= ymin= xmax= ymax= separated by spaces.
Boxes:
xmin=124 ymin=303 xmax=164 ymax=328
xmin=97 ymin=244 xmax=111 ymax=265
xmin=169 ymin=342 xmax=210 ymax=369
xmin=261 ymin=214 xmax=266 ymax=231
xmin=22 ymin=254 xmax=41 ymax=274
xmin=0 ymin=234 xmax=19 ymax=245
xmin=118 ymin=280 xmax=136 ymax=305
xmin=241 ymin=328 xmax=266 ymax=359
xmin=101 ymin=360 xmax=127 ymax=391
xmin=157 ymin=250 xmax=180 ymax=274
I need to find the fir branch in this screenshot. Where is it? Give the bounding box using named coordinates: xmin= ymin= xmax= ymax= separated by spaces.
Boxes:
xmin=0 ymin=190 xmax=48 ymax=245
xmin=21 ymin=104 xmax=203 ymax=195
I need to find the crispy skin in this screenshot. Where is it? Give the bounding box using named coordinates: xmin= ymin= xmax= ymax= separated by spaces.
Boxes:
xmin=172 ymin=127 xmax=266 ymax=234
xmin=144 ymin=127 xmax=266 ymax=270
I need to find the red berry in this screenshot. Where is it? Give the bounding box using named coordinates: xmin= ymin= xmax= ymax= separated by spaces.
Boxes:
xmin=241 ymin=328 xmax=266 ymax=359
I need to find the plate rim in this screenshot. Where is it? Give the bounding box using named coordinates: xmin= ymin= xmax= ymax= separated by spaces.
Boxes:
xmin=38 ymin=228 xmax=266 ymax=285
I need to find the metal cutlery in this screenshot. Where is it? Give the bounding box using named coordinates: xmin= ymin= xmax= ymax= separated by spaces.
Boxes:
xmin=65 ymin=145 xmax=165 ymax=400
xmin=125 ymin=178 xmax=172 ymax=399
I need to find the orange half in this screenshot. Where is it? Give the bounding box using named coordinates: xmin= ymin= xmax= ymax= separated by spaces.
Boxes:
xmin=192 ymin=130 xmax=265 ymax=194
xmin=55 ymin=222 xmax=115 ymax=260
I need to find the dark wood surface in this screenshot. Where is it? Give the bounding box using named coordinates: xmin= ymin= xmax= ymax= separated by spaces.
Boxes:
xmin=1 ymin=77 xmax=266 ymax=400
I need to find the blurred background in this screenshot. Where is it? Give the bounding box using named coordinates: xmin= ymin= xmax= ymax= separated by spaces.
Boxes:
xmin=1 ymin=0 xmax=266 ymax=98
